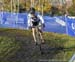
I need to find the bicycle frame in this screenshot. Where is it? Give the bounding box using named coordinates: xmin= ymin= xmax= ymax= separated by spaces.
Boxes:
xmin=34 ymin=25 xmax=44 ymax=54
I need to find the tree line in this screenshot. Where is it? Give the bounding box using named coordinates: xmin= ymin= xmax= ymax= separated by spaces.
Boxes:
xmin=0 ymin=0 xmax=75 ymax=16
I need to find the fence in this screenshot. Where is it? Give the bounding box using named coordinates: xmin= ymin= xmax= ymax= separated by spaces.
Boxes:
xmin=0 ymin=12 xmax=75 ymax=36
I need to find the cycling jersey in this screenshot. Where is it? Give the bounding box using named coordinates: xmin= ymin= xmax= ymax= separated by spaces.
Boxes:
xmin=27 ymin=13 xmax=44 ymax=28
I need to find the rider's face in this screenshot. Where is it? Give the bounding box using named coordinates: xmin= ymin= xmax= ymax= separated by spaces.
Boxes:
xmin=31 ymin=14 xmax=35 ymax=17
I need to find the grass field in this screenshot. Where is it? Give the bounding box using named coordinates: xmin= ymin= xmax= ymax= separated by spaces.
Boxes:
xmin=0 ymin=28 xmax=75 ymax=62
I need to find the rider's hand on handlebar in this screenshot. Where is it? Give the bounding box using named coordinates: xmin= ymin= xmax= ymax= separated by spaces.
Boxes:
xmin=43 ymin=24 xmax=45 ymax=28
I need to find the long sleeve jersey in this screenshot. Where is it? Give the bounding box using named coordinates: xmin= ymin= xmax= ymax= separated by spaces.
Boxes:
xmin=27 ymin=13 xmax=44 ymax=27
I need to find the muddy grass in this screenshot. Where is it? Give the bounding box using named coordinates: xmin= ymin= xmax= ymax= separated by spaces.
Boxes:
xmin=0 ymin=28 xmax=75 ymax=62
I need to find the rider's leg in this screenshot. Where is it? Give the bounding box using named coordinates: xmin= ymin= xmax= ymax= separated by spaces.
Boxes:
xmin=38 ymin=29 xmax=45 ymax=43
xmin=32 ymin=28 xmax=37 ymax=43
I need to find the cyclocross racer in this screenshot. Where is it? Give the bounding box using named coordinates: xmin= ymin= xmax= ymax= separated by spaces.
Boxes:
xmin=27 ymin=7 xmax=45 ymax=45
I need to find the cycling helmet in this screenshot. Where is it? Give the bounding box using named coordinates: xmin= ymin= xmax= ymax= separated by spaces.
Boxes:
xmin=29 ymin=7 xmax=35 ymax=14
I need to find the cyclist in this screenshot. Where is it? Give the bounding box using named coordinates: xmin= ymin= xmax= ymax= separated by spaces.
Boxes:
xmin=27 ymin=7 xmax=45 ymax=45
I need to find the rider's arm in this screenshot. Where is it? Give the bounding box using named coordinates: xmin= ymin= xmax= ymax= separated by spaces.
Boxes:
xmin=27 ymin=14 xmax=32 ymax=29
xmin=38 ymin=15 xmax=44 ymax=24
xmin=37 ymin=15 xmax=45 ymax=27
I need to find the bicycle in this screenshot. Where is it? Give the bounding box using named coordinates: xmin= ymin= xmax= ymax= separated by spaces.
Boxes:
xmin=34 ymin=25 xmax=44 ymax=54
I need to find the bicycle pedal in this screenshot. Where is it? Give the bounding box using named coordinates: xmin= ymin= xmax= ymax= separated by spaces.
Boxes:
xmin=34 ymin=42 xmax=38 ymax=45
xmin=41 ymin=42 xmax=45 ymax=44
xmin=41 ymin=51 xmax=44 ymax=55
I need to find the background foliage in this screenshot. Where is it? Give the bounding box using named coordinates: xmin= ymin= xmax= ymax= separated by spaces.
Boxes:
xmin=0 ymin=0 xmax=75 ymax=16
